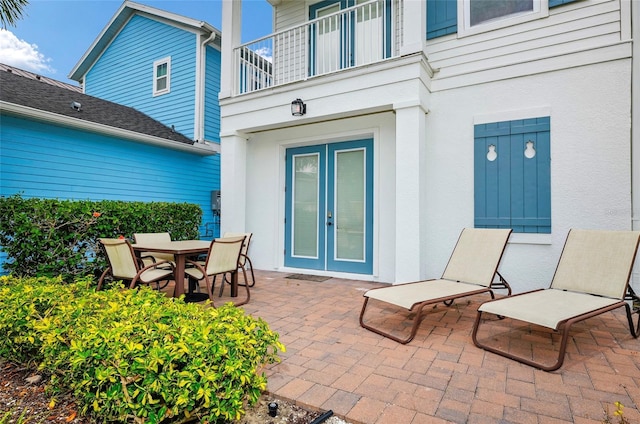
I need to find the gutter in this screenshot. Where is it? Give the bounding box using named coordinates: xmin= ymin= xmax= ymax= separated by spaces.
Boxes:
xmin=194 ymin=31 xmax=217 ymax=143
xmin=0 ymin=101 xmax=219 ymax=155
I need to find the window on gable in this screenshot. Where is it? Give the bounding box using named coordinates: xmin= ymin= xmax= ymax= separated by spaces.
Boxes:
xmin=474 ymin=117 xmax=551 ymax=234
xmin=427 ymin=0 xmax=577 ymax=40
xmin=153 ymin=57 xmax=171 ymax=96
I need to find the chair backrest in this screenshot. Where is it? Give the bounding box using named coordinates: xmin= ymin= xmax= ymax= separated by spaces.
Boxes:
xmin=441 ymin=228 xmax=512 ymax=287
xmin=551 ymin=229 xmax=640 ymax=299
xmin=204 ymin=236 xmax=246 ymax=276
xmin=133 ymin=232 xmax=174 ymax=262
xmin=223 ymin=232 xmax=253 ymax=266
xmin=99 ymin=238 xmax=139 ymax=280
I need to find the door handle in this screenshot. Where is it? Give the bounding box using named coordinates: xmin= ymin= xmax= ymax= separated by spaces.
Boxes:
xmin=327 ymin=211 xmax=333 ymax=226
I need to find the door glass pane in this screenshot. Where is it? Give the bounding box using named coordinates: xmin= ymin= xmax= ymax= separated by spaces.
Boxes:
xmin=335 ymin=149 xmax=365 ymax=261
xmin=315 ymin=3 xmax=341 ymax=74
xmin=293 ymin=154 xmax=319 ymax=257
xmin=355 ymin=0 xmax=383 ymax=65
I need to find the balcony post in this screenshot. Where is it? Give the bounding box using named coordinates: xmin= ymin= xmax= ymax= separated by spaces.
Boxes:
xmin=220 ymin=131 xmax=248 ymax=234
xmin=220 ymin=0 xmax=243 ymax=99
xmin=401 ymin=0 xmax=426 ymax=55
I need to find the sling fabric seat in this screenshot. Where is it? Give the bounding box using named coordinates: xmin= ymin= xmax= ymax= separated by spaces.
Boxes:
xmin=133 ymin=232 xmax=175 ymax=267
xmin=472 ymin=229 xmax=640 ymax=371
xmin=97 ymin=238 xmax=174 ymax=291
xmin=218 ymin=232 xmax=256 ymax=297
xmin=360 ymin=228 xmax=512 ymax=344
xmin=184 ymin=236 xmax=247 ymax=306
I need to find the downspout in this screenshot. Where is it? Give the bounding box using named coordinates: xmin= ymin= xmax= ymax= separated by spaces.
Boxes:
xmin=195 ymin=31 xmax=216 ymax=143
xmin=631 ymin=0 xmax=639 ymax=288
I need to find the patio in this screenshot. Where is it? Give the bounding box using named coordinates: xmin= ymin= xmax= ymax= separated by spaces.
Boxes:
xmin=225 ymin=270 xmax=640 ymax=424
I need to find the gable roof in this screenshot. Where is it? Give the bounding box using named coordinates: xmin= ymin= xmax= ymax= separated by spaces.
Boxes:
xmin=0 ymin=68 xmax=218 ymax=154
xmin=69 ymin=0 xmax=221 ymax=82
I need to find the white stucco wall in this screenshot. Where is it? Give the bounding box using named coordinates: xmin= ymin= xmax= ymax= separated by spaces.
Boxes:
xmin=425 ymin=59 xmax=632 ymax=293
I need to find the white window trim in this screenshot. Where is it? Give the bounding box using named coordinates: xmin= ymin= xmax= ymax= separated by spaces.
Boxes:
xmin=457 ymin=0 xmax=549 ymax=38
xmin=153 ymin=57 xmax=171 ymax=97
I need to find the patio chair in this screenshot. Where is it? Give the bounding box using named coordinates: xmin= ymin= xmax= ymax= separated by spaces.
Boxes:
xmin=472 ymin=229 xmax=640 ymax=371
xmin=133 ymin=232 xmax=174 ymax=268
xmin=97 ymin=238 xmax=174 ymax=291
xmin=218 ymin=232 xmax=255 ymax=297
xmin=184 ymin=235 xmax=248 ymax=306
xmin=360 ymin=228 xmax=512 ymax=344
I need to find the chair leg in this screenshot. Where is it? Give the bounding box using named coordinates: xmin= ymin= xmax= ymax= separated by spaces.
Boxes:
xmin=359 ymin=298 xmax=427 ymax=344
xmin=244 ymin=256 xmax=256 ymax=287
xmin=624 ymin=303 xmax=640 ymax=338
xmin=97 ymin=267 xmax=111 ymax=291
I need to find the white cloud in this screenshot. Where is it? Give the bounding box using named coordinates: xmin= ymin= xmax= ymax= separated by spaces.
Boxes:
xmin=0 ymin=29 xmax=55 ymax=74
xmin=255 ymin=46 xmax=272 ymax=63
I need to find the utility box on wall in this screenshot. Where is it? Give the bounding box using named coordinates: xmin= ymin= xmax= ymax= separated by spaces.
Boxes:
xmin=211 ymin=190 xmax=221 ymax=216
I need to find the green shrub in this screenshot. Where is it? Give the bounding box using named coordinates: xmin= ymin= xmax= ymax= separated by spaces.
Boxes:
xmin=0 ymin=275 xmax=285 ymax=423
xmin=0 ymin=195 xmax=202 ymax=282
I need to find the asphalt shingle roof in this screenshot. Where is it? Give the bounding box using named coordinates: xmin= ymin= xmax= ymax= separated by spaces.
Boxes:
xmin=0 ymin=68 xmax=194 ymax=145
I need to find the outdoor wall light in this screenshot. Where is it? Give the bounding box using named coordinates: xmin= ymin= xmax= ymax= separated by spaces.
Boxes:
xmin=291 ymin=98 xmax=306 ymax=116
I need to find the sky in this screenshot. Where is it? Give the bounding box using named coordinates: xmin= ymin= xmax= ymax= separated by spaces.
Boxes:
xmin=0 ymin=0 xmax=273 ymax=85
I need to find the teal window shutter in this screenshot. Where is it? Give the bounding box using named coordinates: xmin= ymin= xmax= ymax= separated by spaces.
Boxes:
xmin=474 ymin=117 xmax=551 ymax=233
xmin=427 ymin=0 xmax=457 ymax=40
xmin=549 ymin=0 xmax=578 ymax=8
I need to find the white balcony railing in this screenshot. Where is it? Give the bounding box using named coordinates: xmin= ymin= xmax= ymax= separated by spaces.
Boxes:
xmin=234 ymin=0 xmax=403 ymax=96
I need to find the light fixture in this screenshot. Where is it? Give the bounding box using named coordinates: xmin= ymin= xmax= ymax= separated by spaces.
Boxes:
xmin=291 ymin=98 xmax=306 ymax=116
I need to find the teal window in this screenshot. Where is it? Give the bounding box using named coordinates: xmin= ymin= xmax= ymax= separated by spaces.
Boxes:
xmin=474 ymin=117 xmax=551 ymax=233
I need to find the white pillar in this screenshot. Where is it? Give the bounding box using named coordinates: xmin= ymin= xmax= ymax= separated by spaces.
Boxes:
xmin=220 ymin=132 xmax=248 ymax=234
xmin=401 ymin=0 xmax=426 ymax=56
xmin=394 ymin=101 xmax=428 ymax=282
xmin=220 ymin=0 xmax=242 ymax=100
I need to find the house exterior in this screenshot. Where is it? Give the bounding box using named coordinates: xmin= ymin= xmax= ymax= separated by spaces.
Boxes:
xmin=68 ymin=1 xmax=223 ymax=233
xmin=218 ymin=0 xmax=639 ymax=292
xmin=0 ymin=66 xmax=218 ymax=271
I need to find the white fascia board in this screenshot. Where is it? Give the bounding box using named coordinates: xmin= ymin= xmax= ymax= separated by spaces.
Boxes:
xmin=0 ymin=101 xmax=219 ymax=156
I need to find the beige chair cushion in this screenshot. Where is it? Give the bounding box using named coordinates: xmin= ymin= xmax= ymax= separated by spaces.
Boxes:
xmin=478 ymin=289 xmax=620 ymax=330
xmin=134 ymin=232 xmax=175 ymax=263
xmin=365 ymin=279 xmax=490 ymax=310
xmin=442 ymin=228 xmax=512 ymax=287
xmin=551 ymin=229 xmax=640 ymax=299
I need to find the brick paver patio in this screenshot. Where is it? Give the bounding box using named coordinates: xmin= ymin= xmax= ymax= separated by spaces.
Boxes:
xmin=218 ymin=270 xmax=640 ymax=424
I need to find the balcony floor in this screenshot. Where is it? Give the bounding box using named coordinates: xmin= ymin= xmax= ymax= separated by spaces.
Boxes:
xmin=204 ymin=270 xmax=640 ymax=423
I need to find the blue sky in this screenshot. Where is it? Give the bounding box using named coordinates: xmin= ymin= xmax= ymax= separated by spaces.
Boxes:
xmin=0 ymin=0 xmax=273 ymax=85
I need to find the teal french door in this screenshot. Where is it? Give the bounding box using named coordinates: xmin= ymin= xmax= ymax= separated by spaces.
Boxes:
xmin=285 ymin=139 xmax=373 ymax=274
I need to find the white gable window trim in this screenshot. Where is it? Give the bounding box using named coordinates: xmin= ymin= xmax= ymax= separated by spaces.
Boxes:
xmin=457 ymin=0 xmax=549 ymax=38
xmin=153 ymin=56 xmax=171 ymax=96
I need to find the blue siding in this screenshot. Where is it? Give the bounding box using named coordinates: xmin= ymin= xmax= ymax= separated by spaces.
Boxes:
xmin=474 ymin=117 xmax=551 ymax=233
xmin=427 ymin=0 xmax=457 ymax=40
xmin=204 ymin=46 xmax=221 ymax=143
xmin=84 ymin=15 xmax=197 ymax=139
xmin=0 ymin=115 xmax=220 ymax=273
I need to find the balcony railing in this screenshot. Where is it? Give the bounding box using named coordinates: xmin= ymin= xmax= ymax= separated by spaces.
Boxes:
xmin=234 ymin=0 xmax=402 ymax=96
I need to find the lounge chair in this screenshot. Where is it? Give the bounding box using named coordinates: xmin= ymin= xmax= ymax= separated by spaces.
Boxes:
xmin=472 ymin=229 xmax=640 ymax=371
xmin=359 ymin=228 xmax=512 ymax=344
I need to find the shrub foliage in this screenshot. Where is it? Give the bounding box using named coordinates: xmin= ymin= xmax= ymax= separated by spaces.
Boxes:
xmin=0 ymin=195 xmax=202 ymax=281
xmin=0 ymin=275 xmax=285 ymax=423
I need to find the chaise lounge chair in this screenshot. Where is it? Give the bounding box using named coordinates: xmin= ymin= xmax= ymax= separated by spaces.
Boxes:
xmin=359 ymin=228 xmax=512 ymax=344
xmin=472 ymin=229 xmax=640 ymax=371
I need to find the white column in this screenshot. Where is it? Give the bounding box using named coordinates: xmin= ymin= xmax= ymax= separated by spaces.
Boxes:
xmin=220 ymin=0 xmax=242 ymax=99
xmin=220 ymin=132 xmax=248 ymax=234
xmin=394 ymin=101 xmax=428 ymax=282
xmin=400 ymin=0 xmax=426 ymax=56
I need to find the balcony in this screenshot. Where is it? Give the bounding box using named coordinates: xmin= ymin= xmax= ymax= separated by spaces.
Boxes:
xmin=233 ymin=0 xmax=403 ymax=96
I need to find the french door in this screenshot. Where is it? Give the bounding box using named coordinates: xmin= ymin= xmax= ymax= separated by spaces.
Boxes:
xmin=285 ymin=139 xmax=373 ymax=274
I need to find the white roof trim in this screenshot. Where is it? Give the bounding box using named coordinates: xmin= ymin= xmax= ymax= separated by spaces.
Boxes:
xmin=0 ymin=101 xmax=219 ymax=156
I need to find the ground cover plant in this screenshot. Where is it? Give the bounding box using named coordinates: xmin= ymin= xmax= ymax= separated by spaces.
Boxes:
xmin=0 ymin=275 xmax=285 ymax=423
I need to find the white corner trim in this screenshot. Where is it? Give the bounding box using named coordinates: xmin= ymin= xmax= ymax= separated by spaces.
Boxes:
xmin=1 ymin=101 xmax=218 ymax=156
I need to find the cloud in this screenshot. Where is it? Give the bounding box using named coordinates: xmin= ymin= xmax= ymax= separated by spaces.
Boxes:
xmin=254 ymin=46 xmax=272 ymax=63
xmin=0 ymin=29 xmax=55 ymax=74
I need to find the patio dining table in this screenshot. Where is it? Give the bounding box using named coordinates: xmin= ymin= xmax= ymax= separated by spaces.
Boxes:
xmin=131 ymin=240 xmax=238 ymax=299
